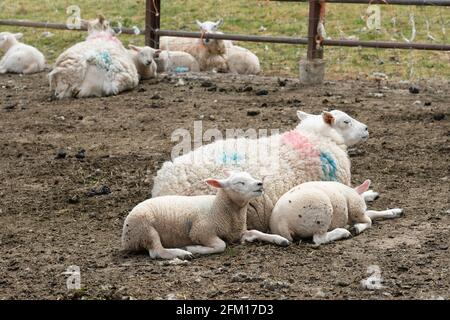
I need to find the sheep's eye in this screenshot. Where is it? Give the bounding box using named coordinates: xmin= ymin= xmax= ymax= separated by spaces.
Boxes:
xmin=343 ymin=120 xmax=350 ymax=124
xmin=235 ymin=181 xmax=245 ymax=186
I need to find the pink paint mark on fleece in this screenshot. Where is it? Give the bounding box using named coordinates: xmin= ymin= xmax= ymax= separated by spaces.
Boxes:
xmin=281 ymin=130 xmax=320 ymax=158
xmin=87 ymin=32 xmax=122 ymax=46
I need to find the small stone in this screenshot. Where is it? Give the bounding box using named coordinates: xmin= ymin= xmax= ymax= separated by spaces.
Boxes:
xmin=137 ymin=87 xmax=146 ymax=92
xmin=277 ymin=78 xmax=288 ymax=87
xmin=151 ymin=94 xmax=162 ymax=100
xmin=4 ymin=102 xmax=17 ymax=110
xmin=201 ymin=80 xmax=214 ymax=87
xmin=55 ymin=150 xmax=67 ymax=159
xmin=75 ymin=149 xmax=86 ymax=159
xmin=208 ymin=115 xmax=215 ymax=121
xmin=433 ymin=113 xmax=445 ymax=121
xmin=256 ymin=89 xmax=268 ymax=96
xmin=241 ymin=85 xmax=253 ymax=92
xmin=424 ymin=101 xmax=432 ymax=106
xmin=68 ymin=195 xmax=80 ymax=204
xmin=247 ymin=110 xmax=260 ymax=116
xmin=409 ymin=86 xmax=420 ymax=94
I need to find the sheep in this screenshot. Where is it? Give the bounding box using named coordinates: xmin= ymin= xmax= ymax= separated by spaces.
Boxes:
xmin=154 ymin=50 xmax=200 ymax=73
xmin=122 ymin=170 xmax=289 ymax=259
xmin=152 ymin=110 xmax=375 ymax=232
xmin=270 ymin=180 xmax=403 ymax=245
xmin=48 ymin=15 xmax=139 ymax=99
xmin=160 ymin=19 xmax=232 ymax=71
xmin=225 ymin=45 xmax=261 ymax=75
xmin=0 ymin=32 xmax=45 ymax=74
xmin=128 ymin=45 xmax=158 ymax=79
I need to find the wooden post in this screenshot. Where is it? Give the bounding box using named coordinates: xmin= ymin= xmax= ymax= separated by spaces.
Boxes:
xmin=145 ymin=0 xmax=161 ymax=48
xmin=306 ymin=0 xmax=323 ymax=60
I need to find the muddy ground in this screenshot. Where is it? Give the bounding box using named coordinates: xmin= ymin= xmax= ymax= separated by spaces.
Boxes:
xmin=0 ymin=71 xmax=448 ymax=300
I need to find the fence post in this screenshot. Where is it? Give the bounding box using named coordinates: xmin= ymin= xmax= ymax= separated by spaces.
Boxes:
xmin=145 ymin=0 xmax=161 ymax=48
xmin=300 ymin=0 xmax=326 ymax=84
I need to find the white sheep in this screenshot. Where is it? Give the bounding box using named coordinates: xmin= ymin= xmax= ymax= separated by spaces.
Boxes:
xmin=154 ymin=50 xmax=200 ymax=73
xmin=122 ymin=170 xmax=289 ymax=260
xmin=270 ymin=180 xmax=403 ymax=245
xmin=48 ymin=15 xmax=139 ymax=99
xmin=128 ymin=45 xmax=158 ymax=80
xmin=160 ymin=19 xmax=231 ymax=72
xmin=152 ymin=110 xmax=377 ymax=232
xmin=225 ymin=45 xmax=261 ymax=75
xmin=0 ymin=32 xmax=45 ymax=74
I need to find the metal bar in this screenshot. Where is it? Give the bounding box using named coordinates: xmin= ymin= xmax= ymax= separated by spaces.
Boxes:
xmin=0 ymin=20 xmax=448 ymax=51
xmin=307 ymin=0 xmax=323 ymax=60
xmin=145 ymin=0 xmax=160 ymax=48
xmin=273 ymin=0 xmax=450 ymax=5
xmin=0 ymin=19 xmax=141 ymax=34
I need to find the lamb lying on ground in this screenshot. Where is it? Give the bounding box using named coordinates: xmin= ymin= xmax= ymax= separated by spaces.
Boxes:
xmin=160 ymin=19 xmax=231 ymax=72
xmin=154 ymin=50 xmax=200 ymax=73
xmin=270 ymin=180 xmax=403 ymax=245
xmin=0 ymin=32 xmax=45 ymax=74
xmin=48 ymin=15 xmax=138 ymax=99
xmin=122 ymin=170 xmax=289 ymax=260
xmin=128 ymin=45 xmax=158 ymax=79
xmin=207 ymin=44 xmax=260 ymax=74
xmin=152 ymin=110 xmax=372 ymax=232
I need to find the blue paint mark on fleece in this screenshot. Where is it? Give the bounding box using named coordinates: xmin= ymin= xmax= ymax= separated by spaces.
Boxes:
xmin=320 ymin=152 xmax=338 ymax=181
xmin=221 ymin=152 xmax=244 ymax=165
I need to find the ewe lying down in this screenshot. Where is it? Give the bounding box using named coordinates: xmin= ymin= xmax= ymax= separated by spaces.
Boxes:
xmin=122 ymin=171 xmax=289 ymax=260
xmin=152 ymin=110 xmax=375 ymax=232
xmin=271 ymin=180 xmax=403 ymax=245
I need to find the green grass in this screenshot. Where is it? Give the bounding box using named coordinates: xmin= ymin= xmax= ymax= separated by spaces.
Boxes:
xmin=0 ymin=0 xmax=449 ymax=79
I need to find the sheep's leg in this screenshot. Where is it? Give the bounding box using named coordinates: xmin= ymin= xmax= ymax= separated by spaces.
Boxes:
xmin=241 ymin=230 xmax=290 ymax=247
xmin=313 ymin=228 xmax=351 ymax=245
xmin=362 ymin=190 xmax=379 ymax=202
xmin=22 ymin=63 xmax=38 ymax=74
xmin=366 ymin=208 xmax=403 ymax=220
xmin=185 ymin=237 xmax=226 ymax=255
xmin=146 ymin=227 xmax=193 ymax=260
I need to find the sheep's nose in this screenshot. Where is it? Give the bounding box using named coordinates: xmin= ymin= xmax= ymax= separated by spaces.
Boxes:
xmin=257 ymin=182 xmax=263 ymax=186
xmin=364 ymin=126 xmax=368 ymax=131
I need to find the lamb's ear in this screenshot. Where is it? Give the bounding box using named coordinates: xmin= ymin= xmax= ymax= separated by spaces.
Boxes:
xmin=322 ymin=111 xmax=335 ymax=126
xmin=223 ymin=169 xmax=234 ymax=177
xmin=205 ymin=179 xmax=223 ymax=189
xmin=128 ymin=45 xmax=141 ymax=52
xmin=214 ymin=19 xmax=224 ymax=30
xmin=196 ymin=20 xmax=203 ymax=28
xmin=97 ymin=14 xmax=106 ymax=25
xmin=14 ymin=33 xmax=23 ymax=40
xmin=297 ymin=110 xmax=311 ymax=121
xmin=153 ymin=49 xmax=162 ymax=58
xmin=355 ymin=179 xmax=371 ymax=195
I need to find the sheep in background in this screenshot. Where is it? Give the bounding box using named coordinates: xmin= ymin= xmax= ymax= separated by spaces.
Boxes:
xmin=122 ymin=170 xmax=289 ymax=260
xmin=0 ymin=32 xmax=45 ymax=74
xmin=225 ymin=45 xmax=261 ymax=75
xmin=154 ymin=50 xmax=200 ymax=73
xmin=48 ymin=15 xmax=139 ymax=99
xmin=151 ymin=110 xmax=374 ymax=232
xmin=270 ymin=180 xmax=403 ymax=245
xmin=160 ymin=19 xmax=231 ymax=71
xmin=128 ymin=45 xmax=159 ymax=79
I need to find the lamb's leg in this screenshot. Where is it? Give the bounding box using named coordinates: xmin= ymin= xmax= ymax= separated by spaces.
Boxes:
xmin=145 ymin=226 xmax=193 ymax=260
xmin=362 ymin=190 xmax=379 ymax=202
xmin=22 ymin=63 xmax=38 ymax=74
xmin=241 ymin=230 xmax=290 ymax=247
xmin=313 ymin=228 xmax=351 ymax=245
xmin=185 ymin=237 xmax=226 ymax=255
xmin=366 ymin=208 xmax=403 ymax=220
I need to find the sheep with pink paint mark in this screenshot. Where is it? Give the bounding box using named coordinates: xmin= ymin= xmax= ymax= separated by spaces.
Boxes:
xmin=152 ymin=110 xmax=376 ymax=232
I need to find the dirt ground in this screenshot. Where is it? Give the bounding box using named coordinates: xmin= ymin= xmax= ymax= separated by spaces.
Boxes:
xmin=0 ymin=71 xmax=448 ymax=300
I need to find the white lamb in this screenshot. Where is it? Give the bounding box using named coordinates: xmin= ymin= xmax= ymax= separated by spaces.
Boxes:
xmin=206 ymin=44 xmax=261 ymax=74
xmin=154 ymin=50 xmax=200 ymax=73
xmin=160 ymin=19 xmax=231 ymax=72
xmin=152 ymin=110 xmax=376 ymax=232
xmin=122 ymin=170 xmax=289 ymax=260
xmin=0 ymin=32 xmax=45 ymax=74
xmin=128 ymin=45 xmax=158 ymax=79
xmin=270 ymin=180 xmax=403 ymax=245
xmin=48 ymin=15 xmax=139 ymax=99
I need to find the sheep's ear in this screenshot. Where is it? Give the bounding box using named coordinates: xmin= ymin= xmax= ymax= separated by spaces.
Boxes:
xmin=129 ymin=45 xmax=141 ymax=52
xmin=355 ymin=179 xmax=371 ymax=195
xmin=97 ymin=14 xmax=106 ymax=24
xmin=322 ymin=111 xmax=335 ymax=126
xmin=297 ymin=110 xmax=311 ymax=121
xmin=196 ymin=20 xmax=203 ymax=28
xmin=205 ymin=179 xmax=223 ymax=189
xmin=14 ymin=33 xmax=23 ymax=40
xmin=214 ymin=19 xmax=224 ymax=30
xmin=223 ymin=169 xmax=234 ymax=177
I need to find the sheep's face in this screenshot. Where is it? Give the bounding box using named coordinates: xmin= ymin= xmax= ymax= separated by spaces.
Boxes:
xmin=196 ymin=19 xmax=223 ymax=45
xmin=206 ymin=170 xmax=263 ymax=204
xmin=85 ymin=15 xmax=115 ymax=36
xmin=297 ymin=109 xmax=369 ymax=147
xmin=129 ymin=45 xmax=160 ymax=66
xmin=0 ymin=32 xmax=22 ymax=50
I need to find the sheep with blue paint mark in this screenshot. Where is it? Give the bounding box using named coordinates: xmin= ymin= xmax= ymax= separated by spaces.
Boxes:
xmin=152 ymin=110 xmax=373 ymax=232
xmin=48 ymin=15 xmax=139 ymax=99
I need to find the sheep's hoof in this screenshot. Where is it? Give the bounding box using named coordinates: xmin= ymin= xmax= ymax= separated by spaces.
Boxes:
xmin=349 ymin=226 xmax=359 ymax=236
xmin=391 ymin=208 xmax=404 ymax=218
xmin=278 ymin=239 xmax=290 ymax=247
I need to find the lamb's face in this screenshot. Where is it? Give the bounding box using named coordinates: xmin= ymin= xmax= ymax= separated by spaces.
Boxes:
xmin=329 ymin=110 xmax=369 ymax=146
xmin=196 ymin=19 xmax=223 ymax=45
xmin=129 ymin=45 xmax=159 ymax=66
xmin=0 ymin=32 xmax=21 ymax=50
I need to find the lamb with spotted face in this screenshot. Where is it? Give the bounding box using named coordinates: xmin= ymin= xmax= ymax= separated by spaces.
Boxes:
xmin=122 ymin=170 xmax=289 ymax=260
